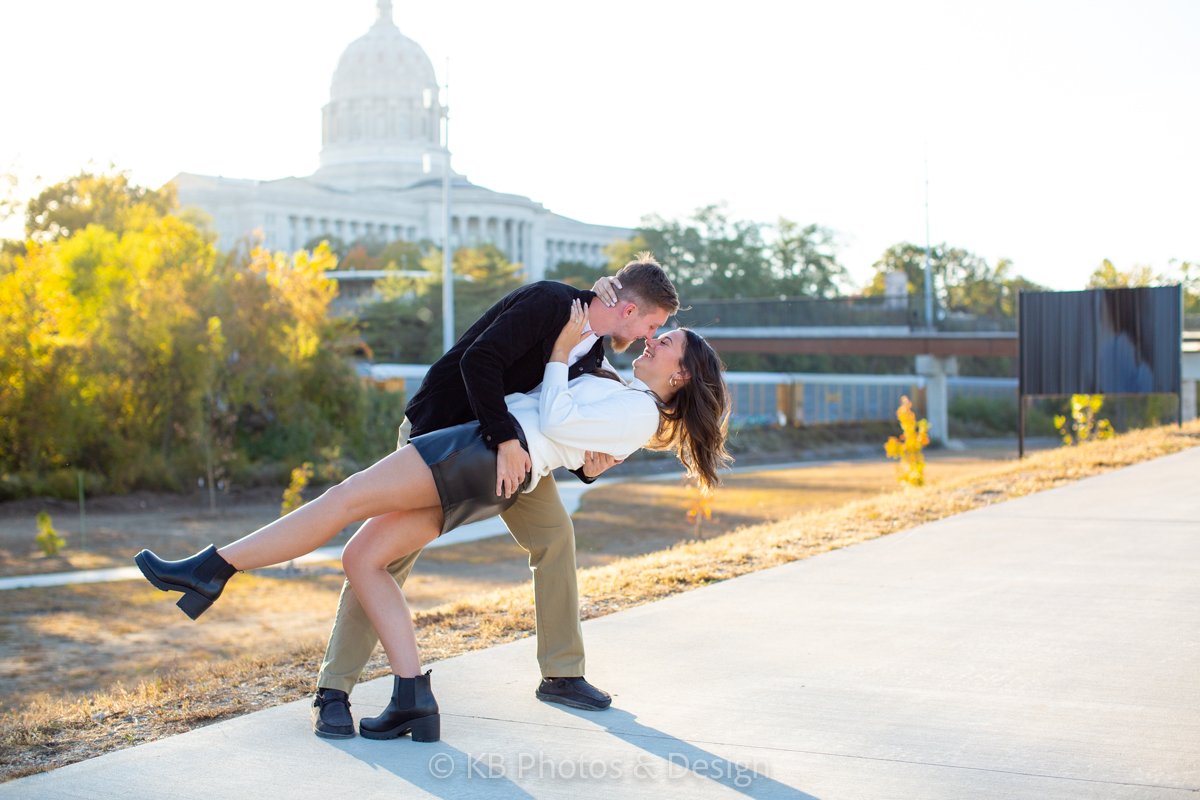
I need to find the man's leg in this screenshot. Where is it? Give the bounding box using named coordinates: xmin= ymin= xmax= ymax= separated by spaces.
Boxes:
xmin=313 ymin=419 xmax=420 ymax=737
xmin=500 ymin=475 xmax=610 ymax=710
xmin=316 ymin=546 xmax=423 ymax=693
xmin=499 ymin=474 xmax=584 ymax=677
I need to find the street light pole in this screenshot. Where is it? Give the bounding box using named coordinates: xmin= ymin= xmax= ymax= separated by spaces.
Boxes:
xmin=923 ymin=149 xmax=934 ymax=331
xmin=441 ymin=59 xmax=454 ymax=354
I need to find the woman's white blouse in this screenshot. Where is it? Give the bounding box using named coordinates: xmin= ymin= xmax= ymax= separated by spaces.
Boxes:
xmin=505 ymin=362 xmax=660 ymax=492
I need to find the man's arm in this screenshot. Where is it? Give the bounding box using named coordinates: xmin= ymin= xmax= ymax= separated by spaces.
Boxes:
xmin=458 ymin=287 xmax=567 ymax=448
xmin=460 ymin=286 xmax=575 ymax=498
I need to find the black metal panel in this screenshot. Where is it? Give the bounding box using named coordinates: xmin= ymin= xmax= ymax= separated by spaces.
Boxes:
xmin=1019 ymin=286 xmax=1182 ymax=396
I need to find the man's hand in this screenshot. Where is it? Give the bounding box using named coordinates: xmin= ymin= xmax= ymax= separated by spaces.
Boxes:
xmin=496 ymin=439 xmax=532 ymax=498
xmin=590 ymin=275 xmax=622 ymax=307
xmin=582 ymin=450 xmax=624 ymax=479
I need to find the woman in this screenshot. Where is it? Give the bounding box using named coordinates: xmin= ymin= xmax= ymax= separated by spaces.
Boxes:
xmin=134 ymin=300 xmax=731 ymax=742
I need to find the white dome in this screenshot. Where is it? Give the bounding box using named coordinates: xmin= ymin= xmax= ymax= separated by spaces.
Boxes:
xmin=316 ymin=0 xmax=447 ymax=189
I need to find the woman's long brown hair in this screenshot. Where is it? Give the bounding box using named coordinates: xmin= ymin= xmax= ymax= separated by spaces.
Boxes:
xmin=646 ymin=328 xmax=733 ymax=491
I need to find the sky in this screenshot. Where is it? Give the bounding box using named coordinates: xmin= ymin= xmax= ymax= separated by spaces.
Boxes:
xmin=1 ymin=0 xmax=1196 ymax=291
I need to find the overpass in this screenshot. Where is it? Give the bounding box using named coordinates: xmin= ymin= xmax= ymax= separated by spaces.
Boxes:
xmin=675 ymin=297 xmax=1200 ymax=438
xmin=360 ymin=295 xmax=1199 ymax=443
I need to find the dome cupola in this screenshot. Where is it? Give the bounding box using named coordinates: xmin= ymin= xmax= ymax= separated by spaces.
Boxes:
xmin=315 ymin=0 xmax=447 ymax=189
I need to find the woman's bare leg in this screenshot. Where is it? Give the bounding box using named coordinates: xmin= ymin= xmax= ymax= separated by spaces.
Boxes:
xmin=218 ymin=446 xmax=440 ymax=571
xmin=341 ymin=509 xmax=443 ymax=677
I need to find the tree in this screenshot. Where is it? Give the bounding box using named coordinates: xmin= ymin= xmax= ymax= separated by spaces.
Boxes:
xmin=358 ymin=244 xmax=525 ymax=363
xmin=1088 ymin=258 xmax=1199 ymax=315
xmin=769 ymin=218 xmax=849 ymax=299
xmin=0 ymin=171 xmax=19 ymax=224
xmin=24 ymin=168 xmax=176 ymax=242
xmin=1 ymin=180 xmax=372 ymax=497
xmin=607 ymin=206 xmax=852 ymax=302
xmin=1176 ymin=260 xmax=1200 ymax=314
xmin=864 ymin=242 xmax=1046 ymax=319
xmin=1087 ymin=259 xmax=1159 ymax=289
xmin=625 ymin=205 xmax=774 ymax=299
xmin=544 ymin=259 xmax=609 ymax=289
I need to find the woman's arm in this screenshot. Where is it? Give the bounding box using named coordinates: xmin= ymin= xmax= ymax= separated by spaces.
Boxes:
xmin=536 ymin=299 xmax=657 ymax=460
xmin=536 ymin=363 xmax=660 ymax=458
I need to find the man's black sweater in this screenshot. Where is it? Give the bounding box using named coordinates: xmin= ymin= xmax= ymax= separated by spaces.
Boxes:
xmin=404 ymin=281 xmax=607 ymax=447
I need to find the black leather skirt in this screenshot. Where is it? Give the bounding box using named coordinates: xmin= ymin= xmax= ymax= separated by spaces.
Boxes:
xmin=409 ymin=421 xmax=531 ymax=535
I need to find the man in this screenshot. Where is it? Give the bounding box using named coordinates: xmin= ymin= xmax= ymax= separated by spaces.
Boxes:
xmin=312 ymin=252 xmax=680 ymax=738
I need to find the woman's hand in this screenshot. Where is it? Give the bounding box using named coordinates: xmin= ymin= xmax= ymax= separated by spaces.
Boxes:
xmin=551 ymin=299 xmax=589 ymax=363
xmin=582 ymin=450 xmax=624 ymax=479
xmin=590 ymin=275 xmax=622 ymax=307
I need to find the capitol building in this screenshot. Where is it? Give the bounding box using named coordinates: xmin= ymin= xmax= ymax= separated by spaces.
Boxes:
xmin=172 ymin=0 xmax=630 ymax=281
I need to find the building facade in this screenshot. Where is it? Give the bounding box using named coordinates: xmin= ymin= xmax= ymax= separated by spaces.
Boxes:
xmin=172 ymin=0 xmax=630 ymax=281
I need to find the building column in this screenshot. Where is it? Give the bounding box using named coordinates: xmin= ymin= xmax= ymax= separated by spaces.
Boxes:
xmin=915 ymin=354 xmax=958 ymax=444
xmin=1183 ymin=380 xmax=1197 ymax=423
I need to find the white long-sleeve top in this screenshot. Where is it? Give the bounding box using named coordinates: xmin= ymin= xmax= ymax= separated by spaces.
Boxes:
xmin=505 ymin=362 xmax=660 ymax=492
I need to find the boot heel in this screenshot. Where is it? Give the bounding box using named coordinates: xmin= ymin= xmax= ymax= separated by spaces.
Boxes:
xmin=176 ymin=591 xmax=213 ymax=620
xmin=408 ymin=714 xmax=440 ymax=742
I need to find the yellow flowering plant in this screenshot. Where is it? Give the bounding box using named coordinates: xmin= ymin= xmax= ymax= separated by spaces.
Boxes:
xmin=1053 ymin=394 xmax=1116 ymax=446
xmin=885 ymin=395 xmax=930 ymax=487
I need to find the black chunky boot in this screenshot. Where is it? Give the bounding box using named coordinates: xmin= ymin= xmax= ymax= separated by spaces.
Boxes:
xmin=359 ymin=670 xmax=440 ymax=742
xmin=134 ymin=544 xmax=238 ymax=620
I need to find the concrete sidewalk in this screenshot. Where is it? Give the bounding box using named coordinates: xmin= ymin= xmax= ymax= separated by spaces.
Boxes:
xmin=4 ymin=448 xmax=1198 ymax=798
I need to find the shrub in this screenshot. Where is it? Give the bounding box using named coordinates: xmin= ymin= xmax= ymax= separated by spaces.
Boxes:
xmin=884 ymin=396 xmax=929 ymax=487
xmin=35 ymin=512 xmax=65 ymax=556
xmin=1054 ymin=395 xmax=1115 ymax=446
xmin=281 ymin=462 xmax=315 ymax=517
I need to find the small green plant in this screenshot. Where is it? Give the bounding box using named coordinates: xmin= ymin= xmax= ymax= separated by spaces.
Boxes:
xmin=35 ymin=511 xmax=66 ymax=556
xmin=885 ymin=396 xmax=930 ymax=487
xmin=281 ymin=462 xmax=315 ymax=517
xmin=1053 ymin=394 xmax=1115 ymax=446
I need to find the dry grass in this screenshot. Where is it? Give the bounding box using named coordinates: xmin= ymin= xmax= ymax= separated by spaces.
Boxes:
xmin=2 ymin=422 xmax=1197 ymax=781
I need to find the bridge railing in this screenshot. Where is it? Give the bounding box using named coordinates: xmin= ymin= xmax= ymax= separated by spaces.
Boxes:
xmin=674 ymin=296 xmax=916 ymax=329
xmin=362 ymin=363 xmax=1017 ymax=429
xmin=673 ymin=295 xmax=1018 ymax=332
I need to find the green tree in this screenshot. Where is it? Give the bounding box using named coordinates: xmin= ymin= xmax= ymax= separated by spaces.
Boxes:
xmin=1177 ymin=260 xmax=1200 ymax=314
xmin=608 ymin=207 xmax=850 ymax=301
xmin=357 ymin=244 xmax=525 ymax=363
xmin=627 ymin=205 xmax=774 ymax=299
xmin=864 ymin=242 xmax=1046 ymax=319
xmin=24 ymin=168 xmax=176 ymax=242
xmin=544 ymin=259 xmax=609 ymax=288
xmin=1088 ymin=258 xmax=1199 ymax=314
xmin=1087 ymin=259 xmax=1159 ymax=288
xmin=770 ymin=218 xmax=849 ymax=299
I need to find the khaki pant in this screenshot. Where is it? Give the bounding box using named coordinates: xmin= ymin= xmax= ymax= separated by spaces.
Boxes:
xmin=316 ymin=419 xmax=585 ymax=693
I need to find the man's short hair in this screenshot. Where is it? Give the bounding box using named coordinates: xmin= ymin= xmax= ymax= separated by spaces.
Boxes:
xmin=615 ymin=251 xmax=679 ymax=315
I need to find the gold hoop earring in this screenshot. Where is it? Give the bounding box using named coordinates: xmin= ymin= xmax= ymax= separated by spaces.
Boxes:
xmin=669 ymin=377 xmax=678 ymax=388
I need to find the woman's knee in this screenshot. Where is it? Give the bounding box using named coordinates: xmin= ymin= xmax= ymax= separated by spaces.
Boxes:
xmin=341 ymin=535 xmax=379 ymax=581
xmin=320 ymin=475 xmax=362 ymax=520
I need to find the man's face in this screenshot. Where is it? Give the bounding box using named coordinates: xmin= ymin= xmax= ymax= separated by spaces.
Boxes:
xmin=609 ymin=304 xmax=671 ymax=353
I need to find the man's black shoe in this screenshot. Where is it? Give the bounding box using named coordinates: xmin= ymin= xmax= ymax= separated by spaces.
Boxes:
xmin=312 ymin=688 xmax=355 ymax=739
xmin=535 ymin=677 xmax=612 ymax=711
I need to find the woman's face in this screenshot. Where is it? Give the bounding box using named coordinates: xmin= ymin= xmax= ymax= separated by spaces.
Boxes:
xmin=632 ymin=329 xmax=687 ymax=386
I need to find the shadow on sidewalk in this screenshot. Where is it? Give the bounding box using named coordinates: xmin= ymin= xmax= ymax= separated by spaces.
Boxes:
xmin=570 ymin=706 xmax=817 ymax=798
